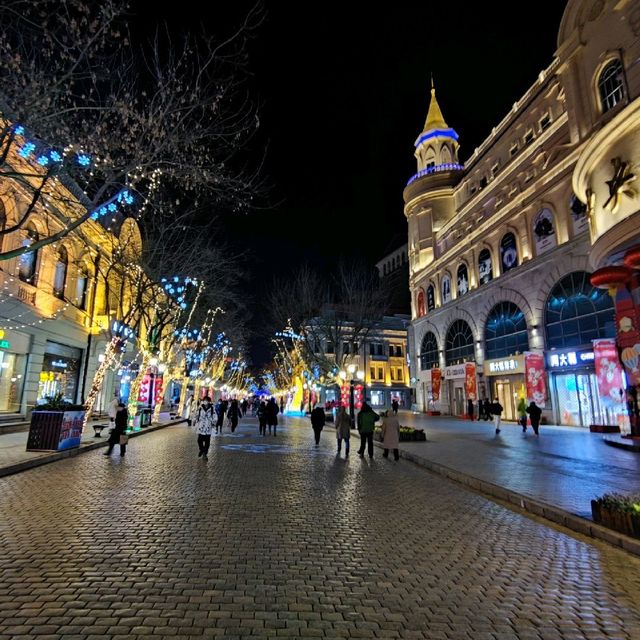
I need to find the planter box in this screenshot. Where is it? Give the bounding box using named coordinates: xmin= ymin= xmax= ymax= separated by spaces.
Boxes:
xmin=591 ymin=500 xmax=640 ymax=538
xmin=590 ymin=424 xmax=620 ymax=433
xmin=26 ymin=410 xmax=85 ymax=451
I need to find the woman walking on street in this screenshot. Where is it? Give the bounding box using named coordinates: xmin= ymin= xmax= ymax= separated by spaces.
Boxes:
xmin=227 ymin=399 xmax=240 ymax=433
xmin=334 ymin=405 xmax=351 ymax=456
xmin=104 ymin=403 xmax=128 ymax=457
xmin=380 ymin=410 xmax=400 ymax=461
xmin=196 ymin=396 xmax=215 ymax=459
xmin=357 ymin=402 xmax=379 ymax=459
xmin=310 ymin=404 xmax=325 ymax=446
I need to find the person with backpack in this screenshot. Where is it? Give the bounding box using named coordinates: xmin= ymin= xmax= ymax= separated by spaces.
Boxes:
xmin=491 ymin=397 xmax=503 ymax=434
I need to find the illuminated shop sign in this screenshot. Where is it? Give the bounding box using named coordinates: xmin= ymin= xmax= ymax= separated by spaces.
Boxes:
xmin=0 ymin=340 xmax=10 ymax=349
xmin=546 ymin=350 xmax=594 ymax=369
xmin=484 ymin=355 xmax=525 ymax=376
xmin=51 ymin=359 xmax=68 ymax=368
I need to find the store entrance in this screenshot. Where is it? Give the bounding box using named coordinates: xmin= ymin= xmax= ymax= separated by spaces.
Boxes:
xmin=495 ymin=380 xmax=517 ymax=421
xmin=453 ymin=386 xmax=464 ymax=416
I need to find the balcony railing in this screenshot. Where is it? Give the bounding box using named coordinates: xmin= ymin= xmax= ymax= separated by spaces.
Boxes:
xmin=406 ymin=163 xmax=464 ymax=186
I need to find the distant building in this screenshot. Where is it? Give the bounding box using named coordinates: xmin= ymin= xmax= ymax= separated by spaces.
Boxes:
xmin=405 ymin=0 xmax=639 ymax=427
xmin=376 ymin=244 xmax=411 ymax=315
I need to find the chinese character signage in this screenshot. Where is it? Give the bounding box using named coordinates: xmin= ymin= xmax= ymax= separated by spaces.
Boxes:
xmin=593 ymin=339 xmax=625 ymax=408
xmin=484 ymin=355 xmax=524 ymax=376
xmin=546 ymin=349 xmax=595 ymax=369
xmin=525 ymin=353 xmax=546 ymax=407
xmin=464 ymin=363 xmax=476 ymax=400
xmin=431 ymin=368 xmax=441 ymax=401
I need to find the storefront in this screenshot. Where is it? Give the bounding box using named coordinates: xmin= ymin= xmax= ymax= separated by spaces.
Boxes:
xmin=483 ymin=355 xmax=525 ymax=422
xmin=546 ymin=346 xmax=619 ymax=427
xmin=37 ymin=341 xmax=83 ymax=405
xmin=0 ymin=329 xmax=29 ymax=413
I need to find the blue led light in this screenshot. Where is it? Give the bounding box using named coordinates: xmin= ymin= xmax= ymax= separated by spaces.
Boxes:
xmin=18 ymin=142 xmax=36 ymax=158
xmin=49 ymin=150 xmax=62 ymax=163
xmin=406 ymin=162 xmax=465 ymax=186
xmin=14 ymin=125 xmax=25 ymax=135
xmin=415 ymin=128 xmax=459 ymax=147
xmin=77 ymin=153 xmax=90 ymax=166
xmin=36 ymin=155 xmax=49 ymax=166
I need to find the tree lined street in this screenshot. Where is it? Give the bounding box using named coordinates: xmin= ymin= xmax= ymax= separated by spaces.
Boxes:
xmin=2 ymin=417 xmax=640 ymax=639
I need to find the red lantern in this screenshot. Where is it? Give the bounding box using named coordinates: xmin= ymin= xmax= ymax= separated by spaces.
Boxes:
xmin=623 ymin=246 xmax=640 ymax=270
xmin=590 ymin=266 xmax=631 ymax=289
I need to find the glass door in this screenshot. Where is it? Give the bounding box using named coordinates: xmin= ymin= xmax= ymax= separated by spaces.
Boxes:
xmin=496 ymin=381 xmax=515 ymax=421
xmin=454 ymin=386 xmax=464 ymax=415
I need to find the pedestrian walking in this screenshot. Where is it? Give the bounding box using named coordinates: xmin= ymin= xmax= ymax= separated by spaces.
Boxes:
xmin=227 ymin=399 xmax=240 ymax=433
xmin=266 ymin=397 xmax=280 ymax=435
xmin=526 ymin=401 xmax=542 ymax=436
xmin=391 ymin=398 xmax=399 ymax=415
xmin=380 ymin=410 xmax=400 ymax=461
xmin=467 ymin=398 xmax=474 ymax=421
xmin=108 ymin=392 xmax=120 ymax=425
xmin=214 ymin=398 xmax=226 ymax=433
xmin=482 ymin=398 xmax=491 ymax=421
xmin=517 ymin=397 xmax=528 ymax=433
xmin=104 ymin=402 xmax=128 ymax=457
xmin=257 ymin=401 xmax=268 ymax=435
xmin=357 ymin=402 xmax=379 ymax=459
xmin=279 ymin=397 xmax=285 ymax=415
xmin=334 ymin=405 xmax=351 ymax=456
xmin=477 ymin=398 xmax=483 ymax=421
xmin=491 ymin=398 xmax=503 ymax=434
xmin=195 ymin=396 xmax=214 ymax=459
xmin=310 ymin=404 xmax=325 ymax=446
xmin=241 ymin=398 xmax=249 ymax=417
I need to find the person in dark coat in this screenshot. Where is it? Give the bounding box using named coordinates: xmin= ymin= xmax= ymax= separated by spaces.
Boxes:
xmin=310 ymin=404 xmax=325 ymax=446
xmin=257 ymin=401 xmax=268 ymax=436
xmin=491 ymin=398 xmax=503 ymax=434
xmin=391 ymin=399 xmax=399 ymax=415
xmin=241 ymin=399 xmax=249 ymax=417
xmin=526 ymin=401 xmax=542 ymax=436
xmin=467 ymin=398 xmax=474 ymax=421
xmin=477 ymin=398 xmax=484 ymax=421
xmin=227 ymin=399 xmax=240 ymax=433
xmin=266 ymin=398 xmax=280 ymax=435
xmin=214 ymin=399 xmax=226 ymax=433
xmin=482 ymin=398 xmax=492 ymax=421
xmin=104 ymin=403 xmax=128 ymax=456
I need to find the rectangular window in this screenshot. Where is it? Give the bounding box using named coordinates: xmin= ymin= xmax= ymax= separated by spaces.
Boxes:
xmin=369 ymin=343 xmax=375 ymax=356
xmin=396 ymin=346 xmax=403 ymax=357
xmin=491 ymin=163 xmax=500 ymax=177
xmin=540 ymin=113 xmax=551 ymax=131
xmin=389 ymin=345 xmax=394 ymax=357
xmin=479 ymin=176 xmax=488 ymax=189
xmin=396 ymin=367 xmax=404 ymax=382
xmin=390 ymin=368 xmax=396 ymax=381
xmin=343 ymin=342 xmax=350 ymax=355
xmin=326 ymin=342 xmax=334 ymax=354
xmin=377 ymin=344 xmax=383 ymax=356
xmin=510 ymin=143 xmax=518 ymax=157
xmin=524 ymin=130 xmax=535 ymax=145
xmin=353 ymin=342 xmax=359 ymax=354
xmin=370 ymin=366 xmax=375 ymax=381
xmin=377 ymin=367 xmax=384 ymax=380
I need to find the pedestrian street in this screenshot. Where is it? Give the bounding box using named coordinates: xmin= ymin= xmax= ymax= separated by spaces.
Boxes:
xmin=1 ymin=417 xmax=640 ymax=639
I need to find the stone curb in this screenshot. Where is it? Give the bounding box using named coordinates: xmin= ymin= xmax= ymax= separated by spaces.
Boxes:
xmin=377 ymin=440 xmax=640 ymax=557
xmin=0 ymin=418 xmax=188 ymax=478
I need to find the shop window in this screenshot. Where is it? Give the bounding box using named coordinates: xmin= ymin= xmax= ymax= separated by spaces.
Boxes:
xmin=420 ymin=332 xmax=439 ymax=371
xmin=484 ymin=301 xmax=529 ymax=360
xmin=545 ymin=271 xmax=615 ymax=349
xmin=53 ymin=246 xmax=68 ymax=299
xmin=18 ymin=226 xmax=39 ymax=284
xmin=445 ymin=320 xmax=474 ymax=366
xmin=598 ymin=59 xmax=625 ymax=113
xmin=37 ymin=342 xmax=82 ymax=404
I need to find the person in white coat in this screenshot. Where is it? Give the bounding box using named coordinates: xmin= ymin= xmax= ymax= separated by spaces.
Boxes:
xmin=108 ymin=393 xmax=120 ymax=425
xmin=195 ymin=397 xmax=215 ymax=459
xmin=380 ymin=410 xmax=400 ymax=461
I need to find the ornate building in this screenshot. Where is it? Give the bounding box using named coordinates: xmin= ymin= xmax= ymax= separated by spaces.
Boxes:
xmin=406 ymin=0 xmax=639 ymax=427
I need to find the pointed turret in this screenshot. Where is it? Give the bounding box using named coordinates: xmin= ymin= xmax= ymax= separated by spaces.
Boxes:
xmin=423 ymin=84 xmax=448 ymax=132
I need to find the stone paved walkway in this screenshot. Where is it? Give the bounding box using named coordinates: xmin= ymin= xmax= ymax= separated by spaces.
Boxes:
xmin=386 ymin=413 xmax=640 ymax=519
xmin=2 ymin=417 xmax=640 ymax=639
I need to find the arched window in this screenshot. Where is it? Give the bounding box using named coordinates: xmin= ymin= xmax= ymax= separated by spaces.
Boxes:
xmin=478 ymin=248 xmax=493 ymax=284
xmin=416 ymin=290 xmax=426 ymax=317
xmin=18 ymin=226 xmax=39 ymax=284
xmin=445 ymin=319 xmax=474 ymax=365
xmin=598 ymin=59 xmax=625 ymax=113
xmin=76 ymin=267 xmax=89 ymax=310
xmin=53 ymin=246 xmax=68 ymax=299
xmin=426 ymin=284 xmax=435 ymax=312
xmin=500 ymin=232 xmax=518 ymax=273
xmin=456 ymin=264 xmax=469 ymax=296
xmin=484 ymin=301 xmax=530 ymax=360
xmin=420 ymin=332 xmax=439 ymax=371
xmin=545 ymin=271 xmax=615 ymax=349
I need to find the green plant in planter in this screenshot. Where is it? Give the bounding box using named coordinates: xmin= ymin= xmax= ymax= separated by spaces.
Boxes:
xmin=591 ymin=492 xmax=640 ymax=538
xmin=36 ymin=392 xmax=85 ymax=412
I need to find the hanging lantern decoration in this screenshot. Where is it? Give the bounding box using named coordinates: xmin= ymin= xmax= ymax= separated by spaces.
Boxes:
xmin=590 ymin=266 xmax=632 ymax=289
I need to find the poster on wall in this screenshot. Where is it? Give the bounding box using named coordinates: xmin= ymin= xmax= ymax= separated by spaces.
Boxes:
xmin=457 ymin=264 xmax=469 ymax=296
xmin=417 ymin=290 xmax=426 ymax=317
xmin=431 ymin=368 xmax=441 ymax=401
xmin=58 ymin=411 xmax=84 ymax=450
xmin=500 ymin=233 xmax=518 ymax=272
xmin=464 ymin=363 xmax=477 ymax=400
xmin=524 ymin=353 xmax=546 ymax=407
xmin=570 ymin=193 xmax=589 ymax=236
xmin=533 ymin=208 xmax=557 ymax=255
xmin=593 ymin=339 xmax=625 ymax=407
xmin=426 ymin=285 xmax=435 ymax=311
xmin=441 ymin=275 xmax=452 ymax=304
xmin=478 ymin=249 xmax=492 ymax=284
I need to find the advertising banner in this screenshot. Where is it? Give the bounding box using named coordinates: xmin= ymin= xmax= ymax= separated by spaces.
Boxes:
xmin=525 ymin=353 xmax=546 ymax=407
xmin=593 ymin=339 xmax=625 ymax=407
xmin=464 ymin=363 xmax=477 ymax=400
xmin=431 ymin=368 xmax=441 ymax=401
xmin=57 ymin=411 xmax=84 ymax=450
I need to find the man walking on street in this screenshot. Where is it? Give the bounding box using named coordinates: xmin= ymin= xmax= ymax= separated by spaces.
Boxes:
xmin=492 ymin=398 xmax=503 ymax=434
xmin=310 ymin=404 xmax=325 ymax=446
xmin=526 ymin=401 xmax=542 ymax=436
xmin=357 ymin=402 xmax=379 ymax=459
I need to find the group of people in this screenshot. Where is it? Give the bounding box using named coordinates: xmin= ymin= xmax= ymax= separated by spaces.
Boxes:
xmin=310 ymin=402 xmax=400 ymax=460
xmin=469 ymin=397 xmax=542 ymax=435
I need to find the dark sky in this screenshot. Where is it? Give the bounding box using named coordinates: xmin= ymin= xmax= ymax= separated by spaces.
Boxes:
xmin=135 ymin=1 xmax=569 ymax=364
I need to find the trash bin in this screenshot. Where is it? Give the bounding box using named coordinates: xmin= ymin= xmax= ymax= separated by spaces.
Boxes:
xmin=140 ymin=407 xmax=152 ymax=427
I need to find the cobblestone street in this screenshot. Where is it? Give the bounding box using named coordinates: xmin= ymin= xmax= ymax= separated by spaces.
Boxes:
xmin=2 ymin=417 xmax=640 ymax=640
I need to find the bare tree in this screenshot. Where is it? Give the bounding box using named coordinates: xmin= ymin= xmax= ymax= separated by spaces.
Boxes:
xmin=0 ymin=0 xmax=263 ymax=260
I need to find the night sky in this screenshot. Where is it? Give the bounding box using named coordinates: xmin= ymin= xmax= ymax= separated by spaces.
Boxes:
xmin=135 ymin=1 xmax=569 ymax=364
